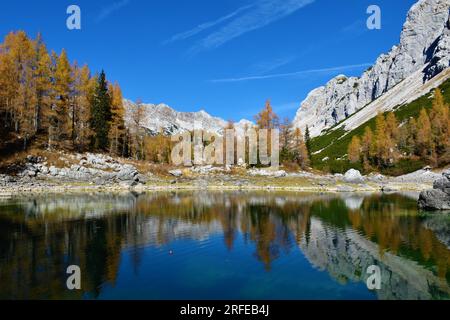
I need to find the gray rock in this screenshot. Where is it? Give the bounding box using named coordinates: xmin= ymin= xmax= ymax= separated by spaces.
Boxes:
xmin=116 ymin=168 xmax=138 ymax=181
xmin=418 ymin=169 xmax=450 ymax=210
xmin=418 ymin=189 xmax=450 ymax=210
xmin=39 ymin=165 xmax=49 ymax=174
xmin=169 ymin=169 xmax=183 ymax=177
xmin=443 ymin=169 xmax=450 ymax=179
xmin=135 ymin=174 xmax=149 ymax=184
xmin=344 ymin=169 xmax=364 ymax=184
xmin=49 ymin=166 xmax=59 ymax=176
xmin=433 ymin=177 xmax=450 ymax=194
xmin=368 ymin=173 xmax=386 ymax=183
xmin=25 ymin=170 xmax=37 ymax=178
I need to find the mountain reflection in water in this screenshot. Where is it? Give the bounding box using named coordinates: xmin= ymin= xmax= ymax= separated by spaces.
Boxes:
xmin=0 ymin=191 xmax=449 ymax=300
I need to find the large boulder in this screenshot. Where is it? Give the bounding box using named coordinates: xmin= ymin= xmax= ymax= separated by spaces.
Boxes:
xmin=344 ymin=169 xmax=364 ymax=184
xmin=418 ymin=169 xmax=450 ymax=210
xmin=418 ymin=189 xmax=450 ymax=210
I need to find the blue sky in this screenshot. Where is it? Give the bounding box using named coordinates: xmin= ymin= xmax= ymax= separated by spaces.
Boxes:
xmin=0 ymin=0 xmax=417 ymax=121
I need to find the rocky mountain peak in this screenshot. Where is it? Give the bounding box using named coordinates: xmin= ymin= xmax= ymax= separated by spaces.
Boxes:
xmin=293 ymin=0 xmax=450 ymax=137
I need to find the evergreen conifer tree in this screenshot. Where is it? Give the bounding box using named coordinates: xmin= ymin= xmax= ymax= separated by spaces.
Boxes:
xmin=90 ymin=70 xmax=112 ymax=151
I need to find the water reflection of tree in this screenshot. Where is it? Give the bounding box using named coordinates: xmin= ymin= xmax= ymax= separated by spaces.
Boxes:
xmin=0 ymin=213 xmax=125 ymax=299
xmin=0 ymin=192 xmax=449 ymax=299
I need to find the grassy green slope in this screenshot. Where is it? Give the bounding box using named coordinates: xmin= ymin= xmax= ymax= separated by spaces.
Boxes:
xmin=309 ymin=77 xmax=450 ymax=175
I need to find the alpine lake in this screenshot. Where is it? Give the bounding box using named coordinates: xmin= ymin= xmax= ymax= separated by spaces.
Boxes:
xmin=0 ymin=191 xmax=449 ymax=300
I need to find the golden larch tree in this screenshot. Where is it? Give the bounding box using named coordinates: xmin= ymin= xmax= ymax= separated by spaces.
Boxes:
xmin=255 ymin=100 xmax=279 ymax=129
xmin=416 ymin=108 xmax=435 ymax=162
xmin=348 ymin=136 xmax=361 ymax=163
xmin=292 ymin=127 xmax=310 ymax=169
xmin=361 ymin=126 xmax=374 ymax=170
xmin=72 ymin=64 xmax=94 ymax=151
xmin=50 ymin=49 xmax=73 ymax=149
xmin=429 ymin=88 xmax=449 ymax=162
xmin=108 ymin=83 xmax=126 ymax=156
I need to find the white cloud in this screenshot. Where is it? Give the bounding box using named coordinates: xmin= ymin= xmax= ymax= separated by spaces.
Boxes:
xmin=211 ymin=63 xmax=373 ymax=83
xmin=167 ymin=0 xmax=315 ymax=53
xmin=97 ymin=0 xmax=130 ymax=23
xmin=196 ymin=0 xmax=315 ymax=51
xmin=251 ymin=56 xmax=296 ymax=75
xmin=164 ymin=4 xmax=254 ymax=44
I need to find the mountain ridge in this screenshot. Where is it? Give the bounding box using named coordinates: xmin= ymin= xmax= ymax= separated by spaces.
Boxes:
xmin=123 ymin=99 xmax=254 ymax=136
xmin=293 ymin=0 xmax=450 ymax=137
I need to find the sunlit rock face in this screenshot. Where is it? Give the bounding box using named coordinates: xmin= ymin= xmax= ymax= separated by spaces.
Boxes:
xmin=293 ymin=0 xmax=450 ymax=137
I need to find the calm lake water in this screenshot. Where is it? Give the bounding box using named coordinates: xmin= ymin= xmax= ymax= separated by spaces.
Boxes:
xmin=0 ymin=191 xmax=449 ymax=300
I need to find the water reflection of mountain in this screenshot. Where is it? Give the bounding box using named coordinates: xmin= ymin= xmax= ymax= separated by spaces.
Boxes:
xmin=0 ymin=192 xmax=449 ymax=299
xmin=299 ymin=217 xmax=450 ymax=300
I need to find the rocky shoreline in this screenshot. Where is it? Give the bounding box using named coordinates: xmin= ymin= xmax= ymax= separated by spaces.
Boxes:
xmin=0 ymin=153 xmax=446 ymax=197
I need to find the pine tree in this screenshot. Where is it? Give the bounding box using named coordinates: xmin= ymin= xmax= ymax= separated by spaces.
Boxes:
xmin=279 ymin=117 xmax=293 ymax=163
xmin=304 ymin=125 xmax=311 ymax=157
xmin=348 ymin=136 xmax=361 ymax=163
xmin=90 ymin=70 xmax=112 ymax=151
